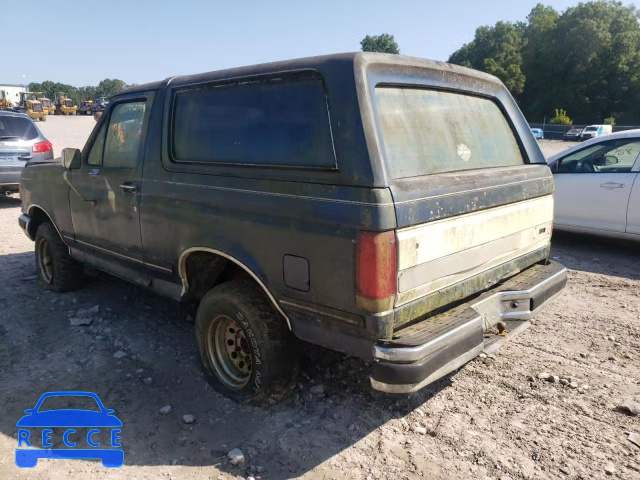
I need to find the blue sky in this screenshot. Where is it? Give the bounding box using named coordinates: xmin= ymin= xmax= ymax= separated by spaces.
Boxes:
xmin=7 ymin=0 xmax=638 ymax=87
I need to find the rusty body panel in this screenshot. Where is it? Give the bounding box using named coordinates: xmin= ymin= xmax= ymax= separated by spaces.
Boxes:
xmin=19 ymin=53 xmax=563 ymax=394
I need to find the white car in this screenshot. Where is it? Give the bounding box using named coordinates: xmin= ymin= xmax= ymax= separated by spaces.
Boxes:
xmin=547 ymin=129 xmax=640 ymax=240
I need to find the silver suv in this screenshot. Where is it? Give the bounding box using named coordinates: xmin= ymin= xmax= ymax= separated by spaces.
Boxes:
xmin=0 ymin=111 xmax=53 ymax=194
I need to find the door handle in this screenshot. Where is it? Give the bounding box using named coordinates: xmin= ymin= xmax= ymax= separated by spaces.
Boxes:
xmin=119 ymin=183 xmax=138 ymax=194
xmin=600 ymin=182 xmax=625 ymax=189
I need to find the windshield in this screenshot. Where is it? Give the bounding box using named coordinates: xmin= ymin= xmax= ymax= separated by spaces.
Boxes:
xmin=0 ymin=116 xmax=38 ymax=140
xmin=375 ymin=87 xmax=524 ymax=178
xmin=65 ymin=100 xmax=73 ymax=107
xmin=584 ymin=127 xmax=598 ymax=132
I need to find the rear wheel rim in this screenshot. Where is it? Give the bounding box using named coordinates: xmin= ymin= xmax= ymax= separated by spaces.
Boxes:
xmin=205 ymin=314 xmax=252 ymax=389
xmin=37 ymin=239 xmax=54 ymax=284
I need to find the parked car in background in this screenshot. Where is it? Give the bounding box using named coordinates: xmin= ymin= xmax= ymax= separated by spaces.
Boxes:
xmin=0 ymin=111 xmax=53 ymax=194
xmin=531 ymin=128 xmax=544 ymax=140
xmin=563 ymin=127 xmax=583 ymax=141
xmin=547 ymin=129 xmax=640 ymax=240
xmin=77 ymin=100 xmax=94 ymax=116
xmin=580 ymin=124 xmax=612 ymax=141
xmin=19 ymin=53 xmax=565 ymax=403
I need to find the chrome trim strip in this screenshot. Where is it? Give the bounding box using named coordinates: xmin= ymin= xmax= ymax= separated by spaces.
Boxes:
xmin=144 ymin=179 xmax=393 ymax=207
xmin=75 ymin=239 xmax=173 ymax=273
xmin=76 ymin=239 xmax=144 ymax=264
xmin=178 ymin=247 xmax=292 ymax=330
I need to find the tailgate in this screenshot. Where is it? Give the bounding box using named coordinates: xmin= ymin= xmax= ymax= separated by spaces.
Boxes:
xmin=395 ymin=193 xmax=553 ymax=306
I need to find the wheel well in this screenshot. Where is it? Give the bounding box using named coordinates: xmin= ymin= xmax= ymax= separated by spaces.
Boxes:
xmin=179 ymin=249 xmax=292 ymax=330
xmin=182 ymin=251 xmax=250 ymax=302
xmin=28 ymin=206 xmax=55 ymax=239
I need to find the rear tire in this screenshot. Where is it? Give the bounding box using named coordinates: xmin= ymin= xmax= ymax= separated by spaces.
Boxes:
xmin=195 ymin=280 xmax=299 ymax=405
xmin=34 ymin=222 xmax=85 ymax=292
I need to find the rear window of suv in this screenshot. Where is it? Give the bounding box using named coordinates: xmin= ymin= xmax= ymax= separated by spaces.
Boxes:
xmin=171 ymin=73 xmax=336 ymax=169
xmin=375 ymin=87 xmax=524 ymax=178
xmin=0 ymin=115 xmax=38 ymax=140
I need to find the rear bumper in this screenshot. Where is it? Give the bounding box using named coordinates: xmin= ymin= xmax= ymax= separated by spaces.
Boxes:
xmin=0 ymin=168 xmax=22 ymax=189
xmin=370 ymin=260 xmax=567 ymax=393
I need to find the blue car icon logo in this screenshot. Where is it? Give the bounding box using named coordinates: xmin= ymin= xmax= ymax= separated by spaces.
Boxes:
xmin=15 ymin=391 xmax=123 ymax=468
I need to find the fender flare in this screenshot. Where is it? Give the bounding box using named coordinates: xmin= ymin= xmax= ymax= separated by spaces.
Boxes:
xmin=27 ymin=204 xmax=66 ymax=243
xmin=177 ymin=246 xmax=291 ymax=330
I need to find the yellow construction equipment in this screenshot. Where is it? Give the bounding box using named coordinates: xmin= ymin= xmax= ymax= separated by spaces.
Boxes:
xmin=0 ymin=90 xmax=13 ymax=109
xmin=37 ymin=94 xmax=55 ymax=115
xmin=55 ymin=92 xmax=78 ymax=115
xmin=17 ymin=92 xmax=47 ymax=121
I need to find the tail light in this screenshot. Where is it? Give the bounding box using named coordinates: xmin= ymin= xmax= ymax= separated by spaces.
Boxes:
xmin=32 ymin=140 xmax=53 ymax=154
xmin=356 ymin=230 xmax=397 ymax=312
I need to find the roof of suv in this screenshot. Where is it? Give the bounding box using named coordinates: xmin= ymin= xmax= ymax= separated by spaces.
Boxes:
xmin=0 ymin=110 xmax=32 ymax=120
xmin=120 ymin=52 xmax=502 ymax=95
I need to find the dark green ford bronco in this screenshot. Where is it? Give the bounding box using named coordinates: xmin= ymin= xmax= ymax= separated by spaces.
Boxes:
xmin=19 ymin=53 xmax=566 ymax=404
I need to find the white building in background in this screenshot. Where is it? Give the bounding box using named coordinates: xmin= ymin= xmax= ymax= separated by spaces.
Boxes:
xmin=0 ymin=84 xmax=27 ymax=107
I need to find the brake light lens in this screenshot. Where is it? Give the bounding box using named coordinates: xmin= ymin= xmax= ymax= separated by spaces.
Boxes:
xmin=32 ymin=140 xmax=53 ymax=154
xmin=356 ymin=230 xmax=397 ymax=312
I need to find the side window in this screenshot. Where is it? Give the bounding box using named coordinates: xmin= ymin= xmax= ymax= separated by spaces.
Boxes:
xmin=170 ymin=73 xmax=336 ymax=168
xmin=103 ymin=101 xmax=146 ymax=169
xmin=557 ymin=139 xmax=640 ymax=174
xmin=87 ymin=122 xmax=106 ymax=166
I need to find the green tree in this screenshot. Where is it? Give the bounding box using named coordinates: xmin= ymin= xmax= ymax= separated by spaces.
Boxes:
xmin=520 ymin=4 xmax=560 ymax=119
xmin=547 ymin=1 xmax=640 ymax=124
xmin=448 ymin=21 xmax=526 ymax=95
xmin=360 ymin=33 xmax=400 ymax=54
xmin=549 ymin=108 xmax=572 ymax=125
xmin=448 ymin=1 xmax=640 ymax=124
xmin=96 ymin=79 xmax=127 ymax=97
xmin=29 ymin=78 xmax=129 ymax=104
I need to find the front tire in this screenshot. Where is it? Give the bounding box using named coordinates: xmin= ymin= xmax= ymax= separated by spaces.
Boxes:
xmin=195 ymin=280 xmax=300 ymax=405
xmin=34 ymin=222 xmax=85 ymax=292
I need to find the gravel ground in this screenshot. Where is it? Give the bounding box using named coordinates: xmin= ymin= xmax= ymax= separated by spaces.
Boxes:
xmin=0 ymin=125 xmax=639 ymax=479
xmin=537 ymin=139 xmax=580 ymax=159
xmin=38 ymin=115 xmax=96 ymax=158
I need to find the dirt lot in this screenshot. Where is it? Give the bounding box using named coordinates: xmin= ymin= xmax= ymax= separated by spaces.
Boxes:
xmin=0 ymin=119 xmax=639 ymax=479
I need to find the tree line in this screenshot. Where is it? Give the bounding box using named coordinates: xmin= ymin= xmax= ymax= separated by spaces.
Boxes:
xmin=27 ymin=79 xmax=130 ymax=105
xmin=362 ymin=1 xmax=640 ymax=125
xmin=448 ymin=1 xmax=640 ymax=125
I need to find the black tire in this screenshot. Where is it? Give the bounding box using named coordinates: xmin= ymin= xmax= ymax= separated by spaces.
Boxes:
xmin=34 ymin=222 xmax=85 ymax=292
xmin=195 ymin=280 xmax=300 ymax=405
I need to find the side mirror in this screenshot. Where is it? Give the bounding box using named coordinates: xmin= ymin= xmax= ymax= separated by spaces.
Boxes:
xmin=62 ymin=148 xmax=81 ymax=170
xmin=592 ymin=155 xmax=618 ymax=167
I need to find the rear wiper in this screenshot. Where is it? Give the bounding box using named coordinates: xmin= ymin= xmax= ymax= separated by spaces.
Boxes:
xmin=0 ymin=136 xmax=20 ymax=140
